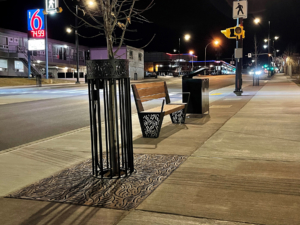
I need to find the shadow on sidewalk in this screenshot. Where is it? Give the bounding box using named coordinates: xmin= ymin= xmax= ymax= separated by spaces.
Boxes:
xmin=133 ymin=114 xmax=211 ymax=150
xmin=0 ymin=198 xmax=107 ymax=225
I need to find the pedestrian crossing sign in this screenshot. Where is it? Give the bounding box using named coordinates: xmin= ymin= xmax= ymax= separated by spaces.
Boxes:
xmin=233 ymin=1 xmax=248 ymax=19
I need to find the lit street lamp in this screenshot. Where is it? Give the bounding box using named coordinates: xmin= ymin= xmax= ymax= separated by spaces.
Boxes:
xmin=178 ymin=34 xmax=191 ymax=74
xmin=66 ymin=27 xmax=72 ymax=33
xmin=254 ymin=18 xmax=260 ymax=24
xmin=263 ymin=45 xmax=268 ymax=49
xmin=189 ymin=50 xmax=194 ymax=71
xmin=204 ymin=40 xmax=219 ymax=75
xmin=66 ymin=0 xmax=92 ymax=84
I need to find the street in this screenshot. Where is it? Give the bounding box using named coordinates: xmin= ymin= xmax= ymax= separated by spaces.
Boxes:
xmin=0 ymin=75 xmax=242 ymax=151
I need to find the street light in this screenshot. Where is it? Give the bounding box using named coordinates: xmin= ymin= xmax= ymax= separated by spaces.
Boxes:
xmin=178 ymin=34 xmax=191 ymax=74
xmin=66 ymin=27 xmax=72 ymax=33
xmin=274 ymin=36 xmax=279 ymax=40
xmin=189 ymin=50 xmax=194 ymax=71
xmin=264 ymin=39 xmax=268 ymax=43
xmin=254 ymin=18 xmax=260 ymax=24
xmin=184 ymin=34 xmax=191 ymax=41
xmin=204 ymin=40 xmax=219 ymax=75
xmin=263 ymin=45 xmax=268 ymax=49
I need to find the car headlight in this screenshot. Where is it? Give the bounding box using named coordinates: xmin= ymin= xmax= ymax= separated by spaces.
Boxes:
xmin=255 ymin=71 xmax=262 ymax=75
xmin=249 ymin=71 xmax=254 ymax=75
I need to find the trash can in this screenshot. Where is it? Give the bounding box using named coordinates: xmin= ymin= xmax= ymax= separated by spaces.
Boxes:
xmin=36 ymin=75 xmax=42 ymax=87
xmin=182 ymin=76 xmax=209 ymax=114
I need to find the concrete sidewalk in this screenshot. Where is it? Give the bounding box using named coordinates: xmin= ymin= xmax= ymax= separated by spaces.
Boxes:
xmin=1 ymin=74 xmax=300 ymax=225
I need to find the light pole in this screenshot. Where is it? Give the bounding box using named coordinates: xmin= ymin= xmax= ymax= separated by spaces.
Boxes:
xmin=189 ymin=50 xmax=194 ymax=71
xmin=205 ymin=40 xmax=219 ymax=75
xmin=178 ymin=34 xmax=191 ymax=74
xmin=75 ymin=3 xmax=80 ymax=84
xmin=253 ymin=18 xmax=261 ymax=70
xmin=273 ymin=36 xmax=279 ymax=58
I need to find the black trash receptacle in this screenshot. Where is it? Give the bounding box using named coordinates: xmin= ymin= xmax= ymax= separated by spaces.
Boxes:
xmin=182 ymin=77 xmax=209 ymax=114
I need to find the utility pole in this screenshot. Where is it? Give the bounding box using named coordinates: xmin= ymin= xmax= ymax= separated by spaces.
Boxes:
xmin=75 ymin=3 xmax=80 ymax=84
xmin=45 ymin=14 xmax=49 ymax=79
xmin=178 ymin=38 xmax=181 ymax=74
xmin=253 ymin=34 xmax=258 ymax=86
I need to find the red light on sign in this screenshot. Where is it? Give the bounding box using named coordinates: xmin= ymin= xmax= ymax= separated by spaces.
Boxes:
xmin=28 ymin=30 xmax=45 ymax=39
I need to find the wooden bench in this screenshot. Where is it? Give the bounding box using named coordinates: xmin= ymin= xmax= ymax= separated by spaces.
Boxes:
xmin=132 ymin=81 xmax=189 ymax=138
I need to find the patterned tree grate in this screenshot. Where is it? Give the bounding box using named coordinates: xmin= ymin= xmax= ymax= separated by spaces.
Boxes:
xmin=7 ymin=154 xmax=187 ymax=210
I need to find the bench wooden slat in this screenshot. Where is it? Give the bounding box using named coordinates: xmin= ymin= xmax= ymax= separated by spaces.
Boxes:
xmin=140 ymin=92 xmax=166 ymax=102
xmin=134 ymin=81 xmax=165 ymax=90
xmin=137 ymin=85 xmax=166 ymax=99
xmin=143 ymin=104 xmax=185 ymax=115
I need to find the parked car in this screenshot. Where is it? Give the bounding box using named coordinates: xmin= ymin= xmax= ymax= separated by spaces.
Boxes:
xmin=43 ymin=72 xmax=54 ymax=78
xmin=145 ymin=71 xmax=157 ymax=78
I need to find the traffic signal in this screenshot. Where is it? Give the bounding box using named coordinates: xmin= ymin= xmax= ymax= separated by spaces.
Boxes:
xmin=221 ymin=26 xmax=245 ymax=39
xmin=234 ymin=26 xmax=245 ymax=39
xmin=221 ymin=27 xmax=236 ymax=39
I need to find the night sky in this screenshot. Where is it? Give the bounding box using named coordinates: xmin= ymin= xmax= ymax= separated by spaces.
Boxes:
xmin=1 ymin=0 xmax=300 ymax=64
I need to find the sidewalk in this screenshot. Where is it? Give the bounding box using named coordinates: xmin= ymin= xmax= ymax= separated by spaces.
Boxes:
xmin=1 ymin=74 xmax=300 ymax=225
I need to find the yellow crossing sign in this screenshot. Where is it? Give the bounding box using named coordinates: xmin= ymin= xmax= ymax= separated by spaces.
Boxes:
xmin=221 ymin=26 xmax=245 ymax=39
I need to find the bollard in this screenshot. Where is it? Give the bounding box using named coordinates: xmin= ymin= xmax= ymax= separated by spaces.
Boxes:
xmin=36 ymin=75 xmax=42 ymax=87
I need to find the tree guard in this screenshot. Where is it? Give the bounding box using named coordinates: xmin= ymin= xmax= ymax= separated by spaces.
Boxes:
xmin=87 ymin=59 xmax=134 ymax=178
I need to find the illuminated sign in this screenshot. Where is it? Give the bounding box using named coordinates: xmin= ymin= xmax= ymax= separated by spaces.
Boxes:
xmin=46 ymin=0 xmax=59 ymax=13
xmin=27 ymin=9 xmax=45 ymax=39
xmin=28 ymin=39 xmax=45 ymax=51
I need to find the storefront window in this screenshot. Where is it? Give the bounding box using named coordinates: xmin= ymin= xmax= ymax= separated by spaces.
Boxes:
xmin=0 ymin=59 xmax=8 ymax=70
xmin=14 ymin=60 xmax=24 ymax=72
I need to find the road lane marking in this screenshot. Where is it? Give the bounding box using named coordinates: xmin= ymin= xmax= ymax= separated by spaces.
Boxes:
xmin=210 ymin=93 xmax=222 ymax=95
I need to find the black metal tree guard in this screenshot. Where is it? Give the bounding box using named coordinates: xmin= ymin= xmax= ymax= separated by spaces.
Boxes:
xmin=86 ymin=59 xmax=134 ymax=179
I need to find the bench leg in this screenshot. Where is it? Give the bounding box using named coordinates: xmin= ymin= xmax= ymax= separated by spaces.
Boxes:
xmin=170 ymin=109 xmax=186 ymax=124
xmin=138 ymin=112 xmax=164 ymax=138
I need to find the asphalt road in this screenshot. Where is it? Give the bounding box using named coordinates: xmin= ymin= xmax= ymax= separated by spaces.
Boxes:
xmin=0 ymin=75 xmax=239 ymax=151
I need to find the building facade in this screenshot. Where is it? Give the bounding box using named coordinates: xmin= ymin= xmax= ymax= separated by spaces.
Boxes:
xmin=144 ymin=52 xmax=235 ymax=75
xmin=0 ymin=28 xmax=89 ymax=78
xmin=90 ymin=45 xmax=144 ymax=80
xmin=0 ymin=28 xmax=144 ymax=80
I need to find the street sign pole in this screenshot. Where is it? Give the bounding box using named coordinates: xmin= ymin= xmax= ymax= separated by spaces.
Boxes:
xmin=45 ymin=14 xmax=48 ymax=79
xmin=234 ymin=17 xmax=243 ymax=96
xmin=233 ymin=0 xmax=246 ymax=96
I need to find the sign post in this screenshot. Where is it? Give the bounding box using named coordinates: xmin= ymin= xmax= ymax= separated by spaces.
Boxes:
xmin=233 ymin=0 xmax=247 ymax=96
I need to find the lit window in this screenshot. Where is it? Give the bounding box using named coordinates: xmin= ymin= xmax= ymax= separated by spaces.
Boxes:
xmin=14 ymin=60 xmax=24 ymax=72
xmin=0 ymin=59 xmax=8 ymax=69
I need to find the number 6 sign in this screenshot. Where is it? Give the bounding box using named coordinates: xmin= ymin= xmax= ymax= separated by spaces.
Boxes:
xmin=27 ymin=9 xmax=45 ymax=39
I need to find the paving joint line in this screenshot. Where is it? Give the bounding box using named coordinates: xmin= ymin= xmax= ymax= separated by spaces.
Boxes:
xmin=219 ymin=129 xmax=300 ymax=144
xmin=135 ymin=209 xmax=263 ymax=225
